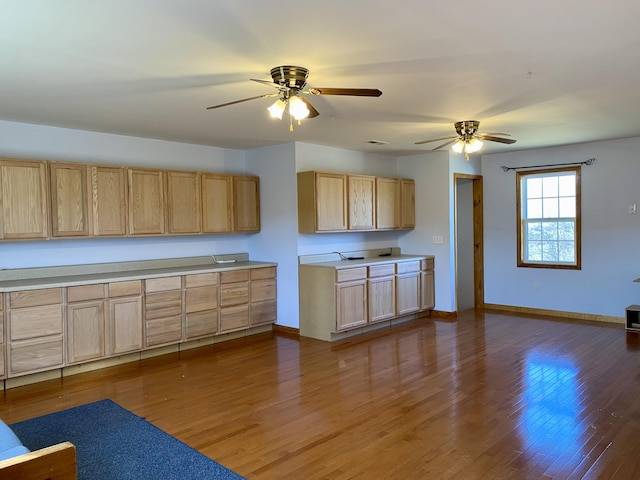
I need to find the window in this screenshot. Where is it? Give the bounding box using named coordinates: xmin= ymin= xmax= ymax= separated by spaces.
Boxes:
xmin=517 ymin=166 xmax=581 ymax=269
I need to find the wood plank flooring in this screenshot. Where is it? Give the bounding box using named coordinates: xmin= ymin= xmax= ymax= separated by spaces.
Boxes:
xmin=2 ymin=309 xmax=640 ymax=479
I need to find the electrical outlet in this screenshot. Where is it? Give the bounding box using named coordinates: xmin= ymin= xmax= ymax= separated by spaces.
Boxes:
xmin=629 ymin=204 xmax=637 ymax=215
xmin=533 ymin=282 xmax=539 ymax=292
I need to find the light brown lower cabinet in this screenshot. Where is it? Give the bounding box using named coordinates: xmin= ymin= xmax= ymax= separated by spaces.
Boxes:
xmin=396 ymin=261 xmax=421 ymax=316
xmin=0 ymin=264 xmax=275 ymax=380
xmin=107 ymin=280 xmax=143 ymax=355
xmin=336 ymin=267 xmax=368 ymax=331
xmin=7 ymin=288 xmax=64 ymax=376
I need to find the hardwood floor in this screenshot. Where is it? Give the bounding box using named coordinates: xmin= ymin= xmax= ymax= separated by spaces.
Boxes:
xmin=2 ymin=309 xmax=640 ymax=479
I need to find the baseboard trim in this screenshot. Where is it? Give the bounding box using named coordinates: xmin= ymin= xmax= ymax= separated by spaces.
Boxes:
xmin=272 ymin=324 xmax=300 ymax=336
xmin=483 ymin=303 xmax=625 ymax=325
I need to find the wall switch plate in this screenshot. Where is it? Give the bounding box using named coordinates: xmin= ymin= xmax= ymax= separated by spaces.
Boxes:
xmin=629 ymin=204 xmax=637 ymax=215
xmin=432 ymin=235 xmax=444 ymax=244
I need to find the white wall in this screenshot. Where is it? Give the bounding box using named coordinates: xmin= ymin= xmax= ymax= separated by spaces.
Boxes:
xmin=0 ymin=120 xmax=250 ymax=268
xmin=482 ymin=137 xmax=640 ymax=317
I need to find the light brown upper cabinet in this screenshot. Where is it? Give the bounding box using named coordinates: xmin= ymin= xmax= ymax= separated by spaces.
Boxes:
xmin=49 ymin=162 xmax=89 ymax=237
xmin=233 ymin=176 xmax=260 ymax=232
xmin=298 ymin=171 xmax=347 ymax=233
xmin=128 ymin=168 xmax=166 ymax=235
xmin=166 ymin=171 xmax=201 ymax=234
xmin=376 ymin=177 xmax=401 ymax=229
xmin=201 ymin=173 xmax=233 ymax=234
xmin=347 ymin=175 xmax=376 ymax=230
xmin=0 ymin=159 xmax=49 ymax=240
xmin=400 ymin=178 xmax=415 ymax=229
xmin=90 ymin=165 xmax=127 ymax=236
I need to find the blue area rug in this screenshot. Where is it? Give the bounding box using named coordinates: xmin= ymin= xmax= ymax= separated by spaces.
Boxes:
xmin=10 ymin=399 xmax=244 ymax=480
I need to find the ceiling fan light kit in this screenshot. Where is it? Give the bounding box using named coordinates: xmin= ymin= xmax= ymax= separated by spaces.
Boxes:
xmin=415 ymin=119 xmax=516 ymax=160
xmin=206 ymin=65 xmax=382 ymax=131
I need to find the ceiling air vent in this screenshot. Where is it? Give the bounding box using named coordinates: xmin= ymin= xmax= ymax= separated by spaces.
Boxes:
xmin=366 ymin=140 xmax=389 ymax=145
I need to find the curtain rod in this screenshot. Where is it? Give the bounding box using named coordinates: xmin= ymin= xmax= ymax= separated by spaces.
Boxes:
xmin=500 ymin=158 xmax=596 ymax=172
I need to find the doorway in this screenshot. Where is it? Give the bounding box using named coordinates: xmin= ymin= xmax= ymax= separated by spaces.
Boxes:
xmin=454 ymin=174 xmax=484 ymax=311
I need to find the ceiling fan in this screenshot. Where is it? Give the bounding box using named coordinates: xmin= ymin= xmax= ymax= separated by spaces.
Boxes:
xmin=206 ymin=65 xmax=382 ymax=130
xmin=415 ymin=120 xmax=516 ymax=159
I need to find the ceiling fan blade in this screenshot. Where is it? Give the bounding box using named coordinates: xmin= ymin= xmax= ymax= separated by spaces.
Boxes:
xmin=478 ymin=135 xmax=517 ymax=145
xmin=414 ymin=135 xmax=457 ymax=145
xmin=206 ymin=93 xmax=278 ymax=110
xmin=309 ymin=87 xmax=382 ymax=97
xmin=299 ymin=97 xmax=320 ymax=118
xmin=480 ymin=132 xmax=511 ymax=136
xmin=431 ymin=139 xmax=458 ymax=151
xmin=250 ymin=78 xmax=284 ymax=89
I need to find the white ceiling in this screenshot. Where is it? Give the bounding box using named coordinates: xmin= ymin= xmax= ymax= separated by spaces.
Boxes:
xmin=2 ymin=1 xmax=640 ymax=156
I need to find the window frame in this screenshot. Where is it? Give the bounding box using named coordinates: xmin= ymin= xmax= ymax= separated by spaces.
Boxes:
xmin=516 ymin=166 xmax=581 ymax=270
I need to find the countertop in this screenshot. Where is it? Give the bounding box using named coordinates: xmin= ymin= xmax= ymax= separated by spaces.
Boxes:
xmin=0 ymin=255 xmax=276 ymax=292
xmin=298 ymin=254 xmax=432 ymax=269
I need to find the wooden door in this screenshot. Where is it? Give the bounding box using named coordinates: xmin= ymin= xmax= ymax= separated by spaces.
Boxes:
xmin=107 ymin=296 xmax=143 ymax=355
xmin=400 ymin=178 xmax=415 ymax=229
xmin=128 ymin=168 xmax=166 ymax=235
xmin=376 ymin=177 xmax=401 ymax=229
xmin=0 ymin=159 xmax=49 ymax=240
xmin=396 ymin=273 xmax=421 ymax=315
xmin=167 ymin=171 xmax=201 ymax=234
xmin=368 ymin=276 xmax=396 ymax=322
xmin=233 ymin=175 xmax=260 ymax=232
xmin=316 ymin=172 xmax=347 ymax=231
xmin=201 ymin=173 xmax=233 ymax=233
xmin=91 ymin=165 xmax=127 ymax=236
xmin=50 ymin=162 xmax=89 ymax=237
xmin=67 ymin=301 xmax=105 ymax=363
xmin=348 ymin=175 xmax=375 ymax=230
xmin=335 ymin=280 xmax=367 ymax=331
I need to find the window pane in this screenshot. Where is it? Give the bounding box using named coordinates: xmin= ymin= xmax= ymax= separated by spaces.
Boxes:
xmin=527 ymin=221 xmax=542 ymax=240
xmin=558 ymin=221 xmax=574 ymax=240
xmin=542 ymin=221 xmax=558 ymax=240
xmin=527 ymin=199 xmax=542 ymax=218
xmin=543 ymin=198 xmax=559 ymax=218
xmin=542 ymin=241 xmax=558 ymax=261
xmin=558 ymin=241 xmax=575 ymax=262
xmin=542 ymin=176 xmax=558 ymax=197
xmin=558 ymin=175 xmax=576 ymax=196
xmin=527 ymin=177 xmax=542 ymax=198
xmin=558 ymin=197 xmax=575 ymax=217
xmin=527 ymin=241 xmax=542 ymax=261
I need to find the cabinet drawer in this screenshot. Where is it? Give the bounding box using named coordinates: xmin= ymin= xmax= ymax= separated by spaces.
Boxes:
xmin=68 ymin=284 xmax=106 ymax=302
xmin=108 ymin=280 xmax=142 ymax=297
xmin=251 ymin=279 xmax=276 ymax=303
xmin=145 ymin=291 xmax=182 ymax=320
xmin=251 ymin=300 xmax=277 ymax=326
xmin=421 ymin=258 xmax=434 ymax=270
xmin=220 ymin=282 xmax=249 ymax=307
xmin=185 ymin=285 xmax=218 ymax=313
xmin=145 ymin=276 xmax=181 ymax=293
xmin=185 ymin=310 xmax=218 ymax=339
xmin=251 ymin=267 xmax=276 ymax=280
xmin=184 ymin=273 xmax=219 ymax=288
xmin=220 ymin=270 xmax=250 ymax=284
xmin=9 ymin=304 xmax=63 ymax=341
xmin=396 ymin=261 xmax=421 ymax=274
xmin=145 ymin=316 xmax=183 ymax=347
xmin=220 ymin=305 xmax=250 ymax=332
xmin=368 ymin=263 xmax=395 ymax=278
xmin=9 ymin=288 xmax=62 ymax=309
xmin=335 ymin=267 xmax=367 ymax=283
xmin=9 ymin=337 xmax=64 ymax=375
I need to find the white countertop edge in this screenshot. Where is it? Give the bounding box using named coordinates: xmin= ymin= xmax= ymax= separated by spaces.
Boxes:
xmin=298 ymin=254 xmax=432 ymax=269
xmin=0 ymin=261 xmax=277 ymax=292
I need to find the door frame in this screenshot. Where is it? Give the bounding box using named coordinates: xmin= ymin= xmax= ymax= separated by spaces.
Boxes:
xmin=453 ymin=174 xmax=484 ymax=310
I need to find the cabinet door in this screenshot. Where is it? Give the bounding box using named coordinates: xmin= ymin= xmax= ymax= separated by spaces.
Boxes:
xmin=233 ymin=176 xmax=260 ymax=232
xmin=67 ymin=301 xmax=105 ymax=363
xmin=396 ymin=272 xmax=421 ymax=315
xmin=348 ymin=175 xmax=375 ymax=230
xmin=335 ymin=280 xmax=367 ymax=331
xmin=167 ymin=171 xmax=201 ymax=234
xmin=368 ymin=276 xmax=396 ymax=322
xmin=50 ymin=163 xmax=89 ymax=237
xmin=201 ymin=174 xmax=233 ymax=233
xmin=316 ymin=172 xmax=347 ymax=231
xmin=128 ymin=168 xmax=166 ymax=235
xmin=400 ymin=178 xmax=415 ymax=229
xmin=107 ymin=296 xmax=143 ymax=355
xmin=91 ymin=166 xmax=127 ymax=236
xmin=421 ymin=270 xmax=435 ymax=310
xmin=376 ymin=177 xmax=401 ymax=229
xmin=0 ymin=159 xmax=49 ymax=240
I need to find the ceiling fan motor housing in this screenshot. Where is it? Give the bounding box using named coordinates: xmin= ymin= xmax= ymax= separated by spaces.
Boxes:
xmin=270 ymin=66 xmax=309 ymax=90
xmin=455 ymin=120 xmax=480 ymax=138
